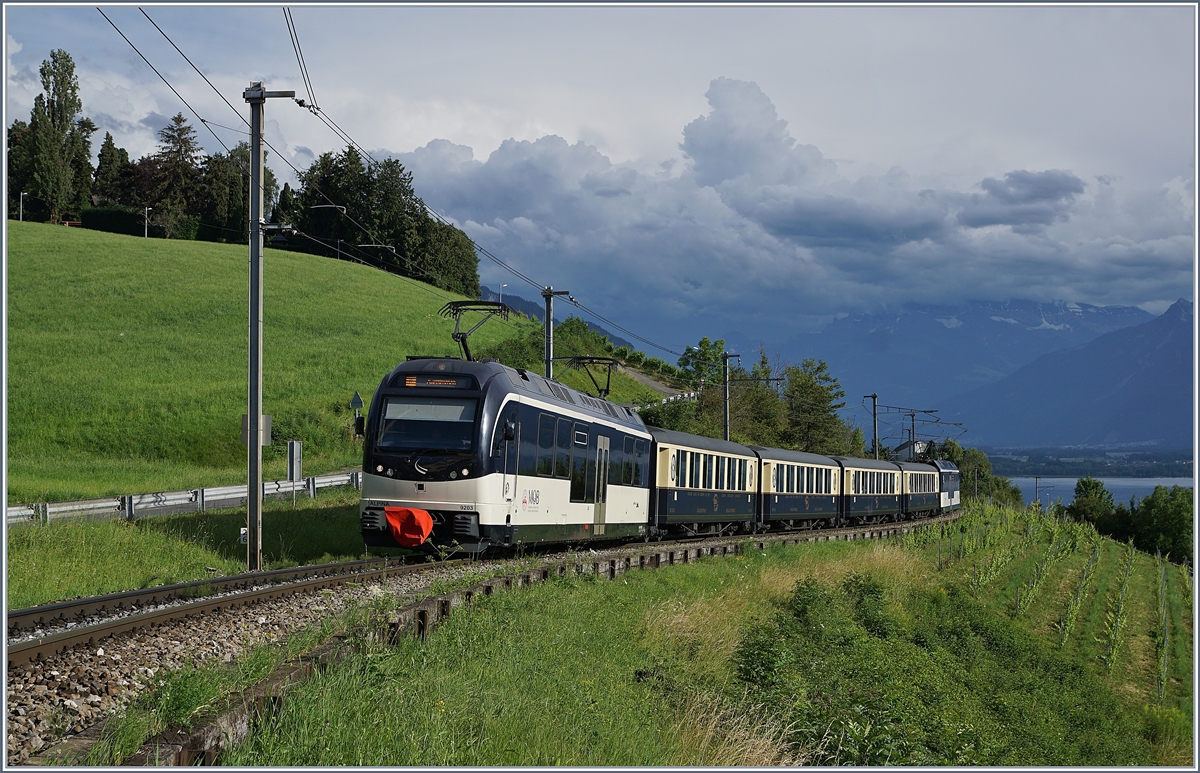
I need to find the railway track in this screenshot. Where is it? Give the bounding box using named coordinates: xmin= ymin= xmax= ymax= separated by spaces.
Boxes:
xmin=6 ymin=557 xmax=458 ymax=667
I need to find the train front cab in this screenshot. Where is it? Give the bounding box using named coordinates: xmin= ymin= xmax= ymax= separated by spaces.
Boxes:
xmin=360 ymin=358 xmax=652 ymax=553
xmin=649 ymin=427 xmax=756 ymax=536
xmin=933 ymin=460 xmax=962 ymax=514
xmin=750 ymin=447 xmax=839 ymax=531
xmin=833 ymin=457 xmax=903 ymax=525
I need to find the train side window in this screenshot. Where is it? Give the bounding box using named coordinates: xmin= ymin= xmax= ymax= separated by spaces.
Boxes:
xmin=716 ymin=457 xmax=725 ymax=490
xmin=555 ymin=418 xmax=572 ymax=478
xmin=690 ymin=452 xmax=700 ymax=489
xmin=623 ymin=436 xmax=635 ymax=485
xmin=740 ymin=459 xmax=748 ymax=491
xmin=633 ymin=439 xmax=647 ymax=486
xmin=537 ymin=413 xmax=556 ymax=477
xmin=608 ymin=434 xmax=623 ymax=486
xmin=570 ymin=423 xmax=589 ymax=501
xmin=786 ymin=465 xmax=794 ymax=493
xmin=518 ymin=407 xmax=537 ymax=477
xmin=806 ymin=466 xmax=813 ymax=494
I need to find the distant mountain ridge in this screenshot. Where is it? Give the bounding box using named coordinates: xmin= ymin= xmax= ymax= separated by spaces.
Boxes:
xmin=939 ymin=299 xmax=1194 ymax=448
xmin=720 ymin=299 xmax=1155 ymax=411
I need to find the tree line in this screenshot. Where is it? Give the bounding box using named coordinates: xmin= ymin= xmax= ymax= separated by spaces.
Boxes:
xmin=6 ymin=48 xmax=479 ymax=297
xmin=1063 ymin=478 xmax=1192 ymax=562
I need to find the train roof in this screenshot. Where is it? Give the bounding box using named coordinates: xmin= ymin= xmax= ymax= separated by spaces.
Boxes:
xmin=383 ymin=357 xmax=646 ymax=430
xmin=646 ymin=426 xmax=756 ymax=456
xmin=897 ymin=461 xmax=940 ymax=472
xmin=747 ymin=446 xmax=839 ymax=466
xmin=930 ymin=460 xmax=960 ymax=473
xmin=829 ymin=456 xmax=903 ymax=472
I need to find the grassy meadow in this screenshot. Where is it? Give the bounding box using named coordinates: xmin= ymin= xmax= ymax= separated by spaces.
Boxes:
xmin=6 ymin=221 xmax=660 ymax=504
xmin=5 ymin=487 xmax=368 ymax=609
xmin=215 ymin=503 xmax=1192 ymax=766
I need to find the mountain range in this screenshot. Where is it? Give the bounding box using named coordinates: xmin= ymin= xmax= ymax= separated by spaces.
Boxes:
xmin=938 ymin=299 xmax=1193 ymax=449
xmin=727 ymin=299 xmax=1156 ymax=408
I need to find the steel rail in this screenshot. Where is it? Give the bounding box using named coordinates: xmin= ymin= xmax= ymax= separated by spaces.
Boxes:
xmin=7 ymin=557 xmax=401 ymax=635
xmin=7 ymin=559 xmax=465 ymax=667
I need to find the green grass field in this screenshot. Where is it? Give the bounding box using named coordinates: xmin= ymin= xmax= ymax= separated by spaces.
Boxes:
xmin=6 ymin=222 xmax=660 ymax=503
xmin=5 ymin=487 xmax=367 ymax=609
xmin=207 ymin=503 xmax=1191 ymax=766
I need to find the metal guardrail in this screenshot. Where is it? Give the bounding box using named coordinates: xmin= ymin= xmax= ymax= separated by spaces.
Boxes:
xmin=6 ymin=470 xmax=361 ymax=526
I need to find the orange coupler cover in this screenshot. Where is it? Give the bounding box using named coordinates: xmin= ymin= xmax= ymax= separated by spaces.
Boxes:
xmin=384 ymin=507 xmax=434 ymax=547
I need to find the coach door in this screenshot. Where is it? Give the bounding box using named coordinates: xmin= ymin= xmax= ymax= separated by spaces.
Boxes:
xmin=500 ymin=406 xmax=519 ymax=516
xmin=593 ymin=436 xmax=610 ymax=536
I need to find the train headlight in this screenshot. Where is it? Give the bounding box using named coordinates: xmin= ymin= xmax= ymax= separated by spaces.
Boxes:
xmin=386 ymin=468 xmax=394 ymax=477
xmin=376 ymin=465 xmax=384 ymax=473
xmin=461 ymin=468 xmax=469 ymax=477
xmin=449 ymin=471 xmax=458 ymax=479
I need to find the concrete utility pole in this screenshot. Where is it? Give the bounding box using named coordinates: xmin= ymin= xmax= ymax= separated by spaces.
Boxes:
xmin=20 ymin=191 xmax=26 ymax=221
xmin=144 ymin=207 xmax=152 ymax=238
xmin=244 ymin=81 xmax=294 ymax=572
xmin=865 ymin=393 xmax=878 ymax=459
xmin=541 ymin=286 xmax=570 ymax=379
xmin=722 ymin=352 xmax=740 ymax=441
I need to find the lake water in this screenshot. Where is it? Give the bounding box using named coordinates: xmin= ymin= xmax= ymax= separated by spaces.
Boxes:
xmin=1007 ymin=477 xmax=1194 ymax=508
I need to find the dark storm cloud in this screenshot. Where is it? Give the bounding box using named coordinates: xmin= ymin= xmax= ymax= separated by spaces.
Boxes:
xmin=955 ymin=169 xmax=1086 ymax=229
xmin=384 ymin=78 xmax=1190 ymax=347
xmin=680 ymin=77 xmax=837 ymax=188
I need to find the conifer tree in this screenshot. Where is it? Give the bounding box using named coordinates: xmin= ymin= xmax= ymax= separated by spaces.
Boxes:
xmin=93 ymin=131 xmax=131 ymax=206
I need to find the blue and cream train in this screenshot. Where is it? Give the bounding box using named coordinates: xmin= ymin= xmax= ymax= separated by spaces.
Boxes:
xmin=359 ymin=357 xmax=961 ymax=553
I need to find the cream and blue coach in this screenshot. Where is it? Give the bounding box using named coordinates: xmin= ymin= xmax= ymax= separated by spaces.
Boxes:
xmin=833 ymin=456 xmax=903 ymax=525
xmin=751 ymin=446 xmax=840 ymax=529
xmin=649 ymin=427 xmax=757 ymax=535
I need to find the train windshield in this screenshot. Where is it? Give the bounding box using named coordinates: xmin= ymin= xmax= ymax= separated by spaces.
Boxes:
xmin=377 ymin=396 xmax=477 ymax=453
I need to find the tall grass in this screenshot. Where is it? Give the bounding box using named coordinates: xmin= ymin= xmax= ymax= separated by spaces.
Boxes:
xmin=1154 ymin=551 xmax=1170 ymax=702
xmin=1057 ymin=545 xmax=1100 ymax=648
xmin=216 ymin=529 xmax=1179 ymax=766
xmin=1099 ymin=540 xmax=1135 ymax=673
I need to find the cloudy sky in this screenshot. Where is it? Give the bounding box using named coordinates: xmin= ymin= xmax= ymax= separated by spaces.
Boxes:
xmin=5 ymin=4 xmax=1195 ymax=356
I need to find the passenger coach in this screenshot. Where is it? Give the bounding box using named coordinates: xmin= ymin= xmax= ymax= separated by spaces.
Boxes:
xmin=751 ymin=446 xmax=840 ymax=530
xmin=649 ymin=427 xmax=757 ymax=536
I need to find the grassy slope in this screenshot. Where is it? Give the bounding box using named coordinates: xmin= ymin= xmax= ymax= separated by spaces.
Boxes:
xmin=6 ymin=222 xmax=658 ymax=503
xmin=218 ymin=505 xmax=1191 ymax=766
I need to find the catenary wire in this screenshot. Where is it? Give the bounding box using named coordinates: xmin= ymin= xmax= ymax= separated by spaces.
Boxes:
xmin=274 ymin=10 xmax=684 ymax=357
xmin=98 ymin=8 xmax=232 ymax=156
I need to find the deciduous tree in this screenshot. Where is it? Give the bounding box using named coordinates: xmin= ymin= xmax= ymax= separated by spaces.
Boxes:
xmin=29 ymin=49 xmax=84 ymax=223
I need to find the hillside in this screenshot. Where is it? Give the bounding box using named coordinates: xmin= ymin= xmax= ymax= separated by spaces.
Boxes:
xmin=940 ymin=299 xmax=1193 ymax=448
xmin=5 ymin=222 xmax=660 ymax=503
